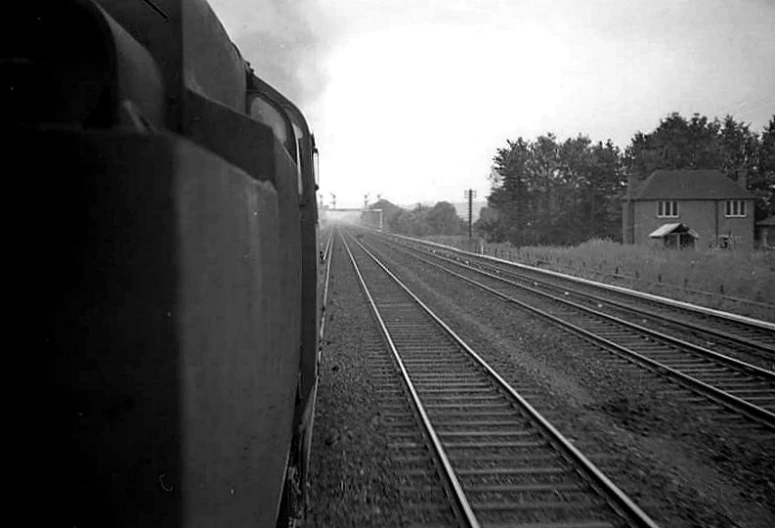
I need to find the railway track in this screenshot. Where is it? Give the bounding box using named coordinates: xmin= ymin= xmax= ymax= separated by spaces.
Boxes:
xmin=318 ymin=229 xmax=335 ymax=348
xmin=341 ymin=231 xmax=660 ymax=528
xmin=365 ymin=233 xmax=775 ymax=431
xmin=393 ymin=235 xmax=775 ymax=360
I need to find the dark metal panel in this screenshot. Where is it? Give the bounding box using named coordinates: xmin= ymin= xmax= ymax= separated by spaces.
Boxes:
xmin=98 ymin=0 xmax=185 ymax=129
xmin=183 ymin=89 xmax=276 ymax=183
xmin=26 ymin=129 xmax=300 ymax=527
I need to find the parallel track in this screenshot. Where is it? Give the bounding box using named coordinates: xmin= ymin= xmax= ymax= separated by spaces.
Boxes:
xmin=332 ymin=230 xmax=467 ymax=526
xmin=342 ymin=231 xmax=660 ymax=528
xmin=394 ymin=235 xmax=775 ymax=356
xmin=368 ymin=234 xmax=775 ymax=431
xmin=318 ymin=229 xmax=335 ymax=346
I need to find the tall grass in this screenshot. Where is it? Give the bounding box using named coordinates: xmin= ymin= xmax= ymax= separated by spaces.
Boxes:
xmin=422 ymin=235 xmax=775 ymax=321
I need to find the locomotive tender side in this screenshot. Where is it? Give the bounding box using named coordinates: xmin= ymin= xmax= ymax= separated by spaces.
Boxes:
xmin=12 ymin=0 xmax=319 ymax=526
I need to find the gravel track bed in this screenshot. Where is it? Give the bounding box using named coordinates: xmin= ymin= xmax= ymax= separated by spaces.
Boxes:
xmin=360 ymin=233 xmax=775 ymax=528
xmin=390 ymin=242 xmax=775 ymax=418
xmin=309 ymin=236 xmax=457 ymax=527
xmin=398 ymin=238 xmax=775 ymax=371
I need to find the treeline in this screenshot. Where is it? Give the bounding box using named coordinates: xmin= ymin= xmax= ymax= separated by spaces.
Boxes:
xmin=479 ymin=113 xmax=775 ymax=246
xmin=368 ymin=200 xmax=467 ymax=236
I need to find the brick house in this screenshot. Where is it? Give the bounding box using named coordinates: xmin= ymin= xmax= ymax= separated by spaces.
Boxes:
xmin=757 ymin=214 xmax=775 ymax=248
xmin=622 ymin=170 xmax=755 ymax=249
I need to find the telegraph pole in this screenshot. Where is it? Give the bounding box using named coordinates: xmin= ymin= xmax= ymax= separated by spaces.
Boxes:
xmin=464 ymin=189 xmax=476 ymax=240
xmin=330 ymin=193 xmax=336 ymax=210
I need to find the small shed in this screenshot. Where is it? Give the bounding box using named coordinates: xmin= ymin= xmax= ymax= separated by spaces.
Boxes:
xmin=757 ymin=214 xmax=775 ymax=248
xmin=649 ymin=222 xmax=698 ymax=249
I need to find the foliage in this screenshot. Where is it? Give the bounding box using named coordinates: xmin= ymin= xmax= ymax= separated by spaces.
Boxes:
xmin=624 ymin=112 xmax=773 ymax=219
xmin=483 ymin=133 xmax=624 ymax=245
xmin=754 ymin=116 xmax=775 ymax=217
xmin=369 ymin=199 xmax=466 ymax=237
xmin=426 ymin=201 xmax=465 ymax=235
xmin=483 ymin=112 xmax=775 ymax=246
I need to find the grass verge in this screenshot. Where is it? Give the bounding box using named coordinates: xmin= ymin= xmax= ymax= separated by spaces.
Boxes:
xmin=421 ymin=235 xmax=775 ymax=322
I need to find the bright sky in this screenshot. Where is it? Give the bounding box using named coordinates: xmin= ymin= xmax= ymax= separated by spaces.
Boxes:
xmin=210 ymin=0 xmax=775 ymax=209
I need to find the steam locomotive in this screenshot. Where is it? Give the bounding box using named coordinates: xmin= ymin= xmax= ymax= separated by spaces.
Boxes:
xmin=10 ymin=1 xmax=319 ymax=526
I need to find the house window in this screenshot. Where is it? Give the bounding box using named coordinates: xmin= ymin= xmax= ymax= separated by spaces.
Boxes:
xmin=657 ymin=201 xmax=679 ymax=218
xmin=725 ymin=200 xmax=746 ymax=217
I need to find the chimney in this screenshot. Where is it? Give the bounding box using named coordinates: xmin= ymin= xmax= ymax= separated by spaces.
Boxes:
xmin=736 ymin=169 xmax=748 ymax=190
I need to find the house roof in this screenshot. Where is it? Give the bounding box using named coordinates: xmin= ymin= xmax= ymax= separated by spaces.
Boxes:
xmin=757 ymin=214 xmax=775 ymax=227
xmin=632 ymin=170 xmax=754 ymax=200
xmin=649 ymin=222 xmax=699 ymax=238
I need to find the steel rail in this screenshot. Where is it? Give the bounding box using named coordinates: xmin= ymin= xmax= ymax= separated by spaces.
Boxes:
xmin=340 ymin=233 xmax=482 ymax=528
xmin=374 ymin=238 xmax=775 ymax=431
xmin=350 ymin=234 xmax=661 ymax=528
xmin=323 ymin=227 xmax=335 ymax=262
xmin=387 ymin=232 xmax=775 ymax=333
xmin=318 ymin=228 xmax=336 ymax=350
xmin=513 ymin=273 xmax=774 ymax=356
xmin=399 ymin=242 xmax=775 ymax=381
xmin=417 ymin=241 xmax=775 ymax=357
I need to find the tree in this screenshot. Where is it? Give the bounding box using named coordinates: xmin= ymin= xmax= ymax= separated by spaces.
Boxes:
xmin=719 ymin=115 xmax=758 ymax=173
xmin=754 ymin=116 xmax=775 ymax=218
xmin=484 ymin=112 xmax=772 ymax=246
xmin=486 ymin=133 xmax=624 ymax=245
xmin=374 ymin=200 xmax=466 ymax=237
xmin=585 ymin=140 xmax=625 ymax=240
xmin=425 ymin=202 xmax=464 ymax=235
xmin=527 ymin=134 xmax=562 ymax=243
xmin=624 ymin=112 xmax=724 ymax=177
xmin=489 ymin=137 xmax=532 ymax=244
xmin=623 ymin=112 xmax=764 ymax=180
xmin=625 ymin=111 xmax=772 ymax=220
xmin=369 ymin=198 xmax=403 ymax=230
xmin=473 ymin=206 xmax=499 ymax=238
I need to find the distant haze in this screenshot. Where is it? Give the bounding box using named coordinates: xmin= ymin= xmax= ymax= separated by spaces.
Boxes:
xmin=211 ymin=0 xmax=775 ymax=209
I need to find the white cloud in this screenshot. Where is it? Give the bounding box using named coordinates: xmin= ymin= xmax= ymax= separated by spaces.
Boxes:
xmin=210 ymin=0 xmax=775 ymax=208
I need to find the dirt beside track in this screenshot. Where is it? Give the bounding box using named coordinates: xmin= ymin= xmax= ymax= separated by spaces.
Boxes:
xmin=309 ymin=232 xmax=775 ymax=528
xmin=308 ymin=238 xmax=409 ymax=527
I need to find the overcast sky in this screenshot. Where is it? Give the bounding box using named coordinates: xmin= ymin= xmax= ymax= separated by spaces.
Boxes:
xmin=210 ymin=0 xmax=775 ymax=209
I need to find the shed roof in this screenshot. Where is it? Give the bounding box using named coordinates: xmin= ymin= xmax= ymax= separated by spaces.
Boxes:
xmin=649 ymin=222 xmax=699 ymax=238
xmin=757 ymin=214 xmax=775 ymax=227
xmin=633 ymin=170 xmax=754 ymax=201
